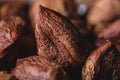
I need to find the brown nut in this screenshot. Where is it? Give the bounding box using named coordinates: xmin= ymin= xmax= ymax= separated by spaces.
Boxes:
xmin=82 ymin=41 xmax=120 ymax=80
xmin=29 ymin=0 xmax=78 ymax=29
xmin=12 ymin=56 xmax=69 ymax=80
xmin=34 ymin=6 xmax=90 ymax=68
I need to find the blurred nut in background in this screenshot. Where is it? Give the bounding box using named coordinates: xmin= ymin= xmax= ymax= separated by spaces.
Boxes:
xmin=87 ymin=0 xmax=120 ymax=32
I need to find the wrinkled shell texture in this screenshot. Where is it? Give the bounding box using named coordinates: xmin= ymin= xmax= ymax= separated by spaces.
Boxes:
xmin=35 ymin=6 xmax=90 ymax=67
xmin=12 ymin=56 xmax=69 ymax=80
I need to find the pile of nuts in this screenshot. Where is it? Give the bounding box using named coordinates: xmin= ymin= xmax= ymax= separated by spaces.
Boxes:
xmin=0 ymin=0 xmax=120 ymax=80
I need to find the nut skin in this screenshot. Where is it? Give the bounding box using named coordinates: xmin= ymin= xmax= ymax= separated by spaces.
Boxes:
xmin=82 ymin=41 xmax=120 ymax=80
xmin=12 ymin=56 xmax=69 ymax=80
xmin=35 ymin=6 xmax=90 ymax=68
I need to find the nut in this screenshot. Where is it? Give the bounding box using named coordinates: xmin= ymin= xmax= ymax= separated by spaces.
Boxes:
xmin=34 ymin=6 xmax=90 ymax=68
xmin=12 ymin=56 xmax=69 ymax=80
